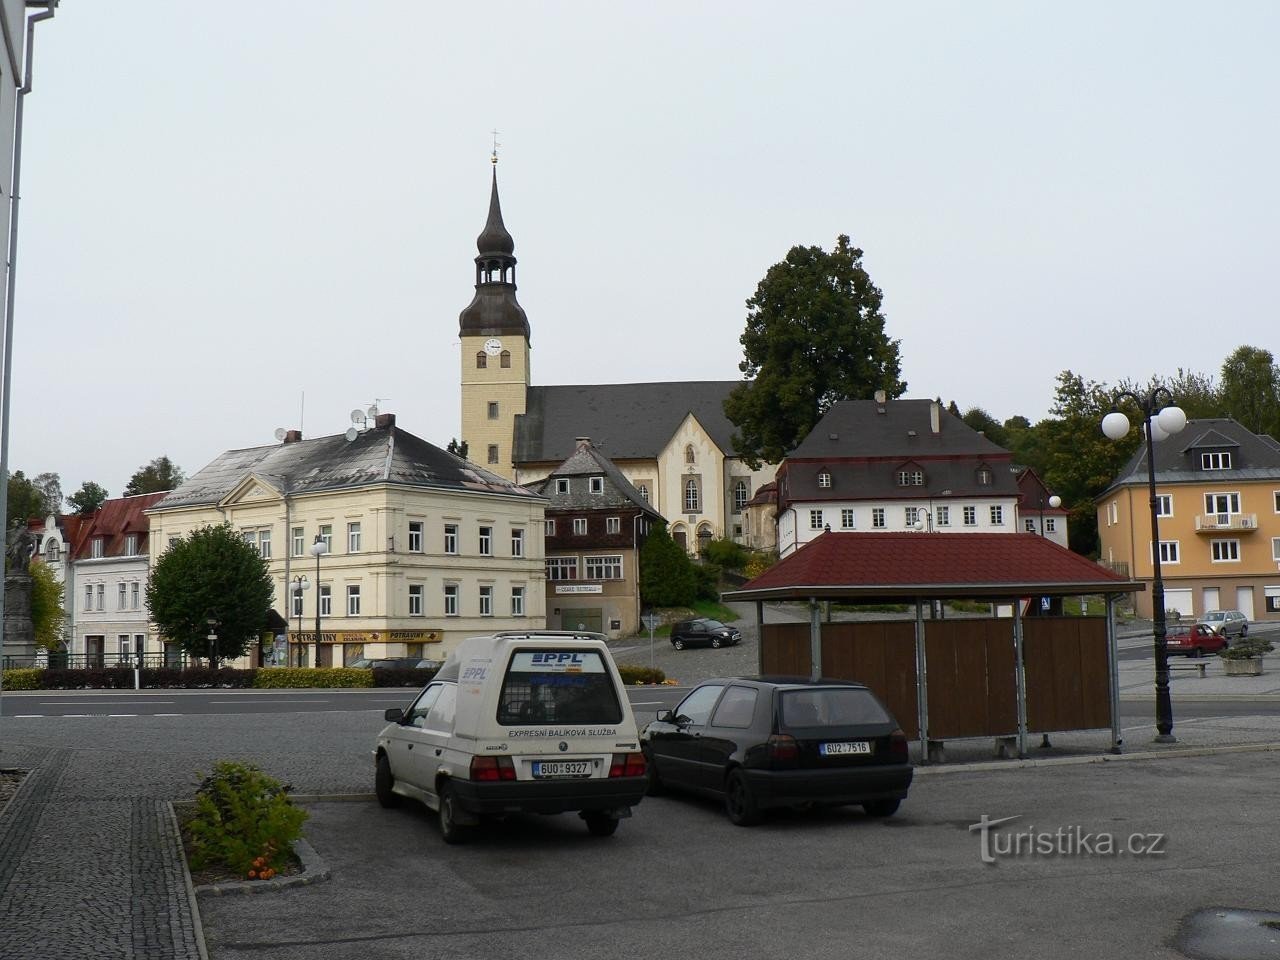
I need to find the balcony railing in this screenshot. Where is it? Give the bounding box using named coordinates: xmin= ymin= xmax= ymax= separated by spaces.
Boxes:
xmin=1098 ymin=560 xmax=1130 ymax=578
xmin=1194 ymin=513 xmax=1259 ymax=533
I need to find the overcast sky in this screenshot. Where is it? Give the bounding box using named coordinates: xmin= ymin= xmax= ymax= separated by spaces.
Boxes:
xmin=10 ymin=2 xmax=1279 ymax=501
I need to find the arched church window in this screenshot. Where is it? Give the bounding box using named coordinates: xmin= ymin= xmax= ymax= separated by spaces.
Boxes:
xmin=476 ymin=351 xmax=487 ymax=369
xmin=684 ymin=479 xmax=700 ymax=513
xmin=500 ymin=350 xmax=511 ymax=368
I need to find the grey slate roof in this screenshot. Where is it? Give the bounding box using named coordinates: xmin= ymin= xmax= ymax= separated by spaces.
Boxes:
xmin=790 ymin=399 xmax=1010 ymax=459
xmin=513 ymin=380 xmax=743 ymax=464
xmin=151 ymin=420 xmax=539 ymax=511
xmin=533 ymin=442 xmax=663 ymax=518
xmin=1104 ymin=417 xmax=1280 ymax=492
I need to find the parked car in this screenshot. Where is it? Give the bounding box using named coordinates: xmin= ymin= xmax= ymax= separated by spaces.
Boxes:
xmin=640 ymin=677 xmax=912 ymax=826
xmin=1166 ymin=623 xmax=1229 ymax=658
xmin=374 ymin=632 xmax=646 ymax=843
xmin=669 ymin=618 xmax=742 ymax=650
xmin=349 ymin=657 xmax=440 ymax=670
xmin=1197 ymin=609 xmax=1249 ymax=639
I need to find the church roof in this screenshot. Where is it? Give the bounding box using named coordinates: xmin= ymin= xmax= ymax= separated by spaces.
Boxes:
xmin=513 ymin=381 xmax=744 ymax=464
xmin=476 ymin=168 xmax=515 ymax=257
xmin=152 ymin=416 xmax=538 ymax=511
xmin=459 ymin=167 xmax=530 ymax=339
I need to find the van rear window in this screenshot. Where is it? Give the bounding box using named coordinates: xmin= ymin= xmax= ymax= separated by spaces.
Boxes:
xmin=497 ymin=650 xmax=623 ymax=726
xmin=780 ymin=688 xmax=891 ymax=728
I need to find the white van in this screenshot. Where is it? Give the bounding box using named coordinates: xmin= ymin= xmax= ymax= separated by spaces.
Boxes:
xmin=373 ymin=631 xmax=647 ymax=843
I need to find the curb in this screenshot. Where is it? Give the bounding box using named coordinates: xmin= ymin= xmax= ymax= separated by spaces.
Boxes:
xmin=192 ymin=837 xmax=330 ymax=897
xmin=914 ymin=740 xmax=1280 ymax=776
xmin=164 ymin=801 xmax=210 ymax=960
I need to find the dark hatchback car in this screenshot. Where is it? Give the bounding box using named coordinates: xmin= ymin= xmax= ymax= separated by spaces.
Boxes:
xmin=669 ymin=618 xmax=742 ymax=650
xmin=641 ymin=677 xmax=912 ymax=825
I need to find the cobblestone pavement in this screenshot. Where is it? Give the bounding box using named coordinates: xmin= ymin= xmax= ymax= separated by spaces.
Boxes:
xmin=0 ymin=710 xmax=386 ymax=960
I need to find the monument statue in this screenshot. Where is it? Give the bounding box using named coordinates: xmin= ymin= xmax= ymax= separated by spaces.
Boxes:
xmin=4 ymin=520 xmax=38 ymax=660
xmin=6 ymin=521 xmax=35 ymax=575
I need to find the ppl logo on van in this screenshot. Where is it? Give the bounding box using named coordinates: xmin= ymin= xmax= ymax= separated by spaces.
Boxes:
xmin=530 ymin=652 xmax=586 ymax=667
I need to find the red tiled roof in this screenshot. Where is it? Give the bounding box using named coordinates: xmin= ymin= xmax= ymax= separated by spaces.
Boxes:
xmin=72 ymin=492 xmax=168 ymax=561
xmin=726 ymin=532 xmax=1137 ymax=601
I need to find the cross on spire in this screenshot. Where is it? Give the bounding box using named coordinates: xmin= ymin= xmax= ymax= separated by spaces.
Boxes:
xmin=491 ymin=129 xmax=500 ymax=165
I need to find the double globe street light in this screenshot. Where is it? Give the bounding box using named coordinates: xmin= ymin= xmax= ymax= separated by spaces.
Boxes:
xmin=310 ymin=535 xmax=329 ymax=668
xmin=291 ymin=574 xmax=310 ymax=668
xmin=1101 ymin=391 xmax=1187 ymax=743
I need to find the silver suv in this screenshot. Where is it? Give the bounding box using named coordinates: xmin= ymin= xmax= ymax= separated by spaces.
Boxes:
xmin=1197 ymin=609 xmax=1249 ymax=639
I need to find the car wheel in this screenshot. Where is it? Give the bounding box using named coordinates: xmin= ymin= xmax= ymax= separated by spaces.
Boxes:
xmin=1241 ymin=624 xmax=1248 ymax=637
xmin=1192 ymin=647 xmax=1204 ymax=659
xmin=672 ymin=638 xmax=685 ymax=650
xmin=711 ymin=636 xmax=722 ymax=649
xmin=863 ymin=799 xmax=900 ymax=818
xmin=724 ymin=769 xmax=762 ymax=826
xmin=375 ymin=754 xmax=401 ymax=809
xmin=583 ymin=813 xmax=620 ymax=837
xmin=644 ymin=753 xmax=666 ymax=796
xmin=437 ymin=782 xmax=470 ymax=845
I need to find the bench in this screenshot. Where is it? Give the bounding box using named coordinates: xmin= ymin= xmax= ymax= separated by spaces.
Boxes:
xmin=1169 ymin=660 xmax=1209 ymax=678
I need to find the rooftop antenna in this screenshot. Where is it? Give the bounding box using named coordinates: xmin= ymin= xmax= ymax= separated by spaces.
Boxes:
xmin=346 ymin=399 xmax=390 ymax=442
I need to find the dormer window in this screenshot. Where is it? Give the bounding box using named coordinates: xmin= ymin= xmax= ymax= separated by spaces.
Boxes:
xmin=91 ymin=537 xmax=104 ymax=559
xmin=976 ymin=467 xmax=993 ymax=486
xmin=589 ymin=476 xmax=604 ymax=495
xmin=555 ymin=478 xmax=570 ymax=495
xmin=1201 ymin=451 xmax=1232 ymax=470
xmin=897 ymin=469 xmax=925 ymax=486
xmin=124 ymin=534 xmax=138 ymax=556
xmin=818 ymin=471 xmax=832 ymax=489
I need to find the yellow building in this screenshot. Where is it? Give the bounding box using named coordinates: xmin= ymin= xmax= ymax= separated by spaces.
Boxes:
xmin=1097 ymin=418 xmax=1280 ymax=621
xmin=147 ymin=413 xmax=546 ymax=666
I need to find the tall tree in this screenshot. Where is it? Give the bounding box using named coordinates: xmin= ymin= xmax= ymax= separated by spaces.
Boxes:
xmin=6 ymin=471 xmax=45 ymax=526
xmin=67 ymin=481 xmax=109 ymax=515
xmin=124 ymin=456 xmax=185 ymax=496
xmin=146 ymin=524 xmax=273 ymax=667
xmin=639 ymin=522 xmax=696 ymax=608
xmin=1219 ymin=345 xmax=1280 ymax=437
xmin=30 ymin=559 xmax=66 ymax=650
xmin=33 ymin=472 xmax=62 ymax=516
xmin=960 ymin=407 xmax=1009 ymax=448
xmin=724 ymin=235 xmax=906 ymax=468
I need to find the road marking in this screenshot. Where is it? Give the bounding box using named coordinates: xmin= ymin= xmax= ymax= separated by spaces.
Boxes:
xmin=61 ymin=714 xmax=91 ymax=718
xmin=12 ymin=714 xmax=42 ymax=718
xmin=630 ymin=701 xmax=667 ymax=706
xmin=108 ymin=714 xmax=137 ymax=718
xmin=39 ymin=700 xmax=175 ymax=706
xmin=208 ymin=699 xmax=330 ymax=704
xmin=154 ymin=713 xmax=180 ymax=717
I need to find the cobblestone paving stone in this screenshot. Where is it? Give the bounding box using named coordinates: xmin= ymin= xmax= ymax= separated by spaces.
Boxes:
xmin=0 ymin=710 xmax=385 ymax=960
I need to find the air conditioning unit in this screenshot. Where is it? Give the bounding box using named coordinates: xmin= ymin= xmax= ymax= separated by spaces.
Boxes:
xmin=1242 ymin=517 xmax=1254 ymax=528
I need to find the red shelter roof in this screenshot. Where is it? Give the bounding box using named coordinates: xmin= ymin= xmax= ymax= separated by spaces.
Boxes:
xmin=725 ymin=532 xmax=1139 ymax=602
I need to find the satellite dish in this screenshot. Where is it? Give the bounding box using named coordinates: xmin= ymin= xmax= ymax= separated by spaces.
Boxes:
xmin=274 ymin=427 xmax=287 ymax=441
xmin=350 ymin=409 xmax=365 ymax=425
xmin=367 ymin=404 xmax=379 ymax=419
xmin=345 ymin=427 xmax=359 ymax=442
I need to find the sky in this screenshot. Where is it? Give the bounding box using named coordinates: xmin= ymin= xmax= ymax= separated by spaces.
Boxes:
xmin=8 ymin=2 xmax=1279 ymax=501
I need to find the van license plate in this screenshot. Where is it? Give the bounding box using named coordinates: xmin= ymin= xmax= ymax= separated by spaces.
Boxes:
xmin=532 ymin=761 xmax=592 ymax=778
xmin=820 ymin=741 xmax=871 ymax=756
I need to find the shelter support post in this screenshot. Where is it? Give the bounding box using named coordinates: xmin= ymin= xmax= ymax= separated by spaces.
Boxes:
xmin=808 ymin=598 xmax=821 ymax=681
xmin=1013 ymin=600 xmax=1028 ymax=759
xmin=914 ymin=599 xmax=929 ymax=765
xmin=755 ymin=600 xmax=764 ymax=674
xmin=1106 ymin=594 xmax=1122 ymax=754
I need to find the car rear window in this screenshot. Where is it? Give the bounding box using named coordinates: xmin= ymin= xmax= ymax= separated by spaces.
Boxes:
xmin=780 ymin=688 xmax=892 ymax=727
xmin=497 ymin=650 xmax=623 ymax=726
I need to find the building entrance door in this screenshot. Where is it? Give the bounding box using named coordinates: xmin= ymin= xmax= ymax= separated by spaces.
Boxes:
xmin=86 ymin=635 xmax=104 ymax=669
xmin=1236 ymin=586 xmax=1255 ymax=620
xmin=317 ymin=643 xmax=334 ymax=668
xmin=562 ymin=608 xmax=603 ymax=633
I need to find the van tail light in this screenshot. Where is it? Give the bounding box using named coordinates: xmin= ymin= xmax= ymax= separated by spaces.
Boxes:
xmin=609 ymin=752 xmax=646 ymax=778
xmin=888 ymin=729 xmax=909 ymax=761
xmin=767 ymin=734 xmax=798 ymax=762
xmin=469 ymin=756 xmax=516 ymax=781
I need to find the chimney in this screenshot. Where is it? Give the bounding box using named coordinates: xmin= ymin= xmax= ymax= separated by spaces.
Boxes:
xmin=874 ymin=389 xmax=887 ymax=404
xmin=930 ymin=401 xmax=941 ymax=435
xmin=283 ymin=429 xmax=303 ymax=444
xmin=375 ymin=413 xmax=396 ymax=429
xmin=575 ymin=436 xmax=592 ymax=450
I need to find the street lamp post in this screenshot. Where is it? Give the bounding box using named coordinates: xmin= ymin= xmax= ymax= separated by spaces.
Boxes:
xmin=1038 ymin=493 xmax=1062 ymax=537
xmin=206 ymin=618 xmax=218 ymax=671
xmin=291 ymin=574 xmax=310 ymax=668
xmin=310 ymin=535 xmax=328 ymax=668
xmin=1101 ymin=390 xmax=1187 ymax=743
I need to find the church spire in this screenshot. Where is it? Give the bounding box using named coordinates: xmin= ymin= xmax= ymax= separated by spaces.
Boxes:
xmin=458 ymin=158 xmax=530 ymax=340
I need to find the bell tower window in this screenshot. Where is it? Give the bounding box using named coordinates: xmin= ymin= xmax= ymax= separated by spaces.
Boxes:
xmin=500 ymin=350 xmax=511 ymax=368
xmin=476 ymin=351 xmax=487 ymax=369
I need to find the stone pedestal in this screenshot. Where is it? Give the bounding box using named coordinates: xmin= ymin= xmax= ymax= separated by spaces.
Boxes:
xmin=3 ymin=574 xmax=35 ymax=660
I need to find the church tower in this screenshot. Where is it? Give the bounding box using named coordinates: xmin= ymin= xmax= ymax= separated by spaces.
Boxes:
xmin=458 ymin=157 xmax=531 ymax=480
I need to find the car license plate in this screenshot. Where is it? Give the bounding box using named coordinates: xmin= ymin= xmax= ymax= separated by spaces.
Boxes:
xmin=819 ymin=741 xmax=871 ymax=756
xmin=531 ymin=760 xmax=592 ymax=779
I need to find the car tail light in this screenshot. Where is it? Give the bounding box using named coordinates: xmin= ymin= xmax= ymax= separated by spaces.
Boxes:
xmin=609 ymin=752 xmax=646 ymax=778
xmin=888 ymin=729 xmax=909 ymax=761
xmin=767 ymin=734 xmax=798 ymax=762
xmin=469 ymin=756 xmax=516 ymax=781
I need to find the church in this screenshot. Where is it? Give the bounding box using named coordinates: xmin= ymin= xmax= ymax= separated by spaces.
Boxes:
xmin=457 ymin=161 xmax=774 ymax=553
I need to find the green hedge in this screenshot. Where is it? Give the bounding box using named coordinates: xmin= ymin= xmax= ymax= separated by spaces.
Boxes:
xmin=2 ymin=668 xmax=41 ymax=690
xmin=617 ymin=665 xmax=666 ymax=685
xmin=252 ymin=668 xmax=373 ymax=689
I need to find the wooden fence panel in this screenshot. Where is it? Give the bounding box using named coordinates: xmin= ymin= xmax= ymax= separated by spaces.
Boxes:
xmin=1023 ymin=618 xmax=1111 ymax=732
xmin=819 ymin=622 xmax=919 ymax=739
xmin=760 ymin=622 xmax=810 ymax=676
xmin=925 ymin=620 xmax=1018 ymax=739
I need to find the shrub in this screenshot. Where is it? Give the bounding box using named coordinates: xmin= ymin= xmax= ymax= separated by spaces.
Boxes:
xmin=640 ymin=522 xmax=696 ymax=607
xmin=1218 ymin=637 xmax=1276 ymax=661
xmin=700 ymin=538 xmax=748 ymax=571
xmin=693 ymin=561 xmax=722 ymax=602
xmin=617 ymin=665 xmax=666 ymax=685
xmin=371 ymin=667 xmax=438 ymax=688
xmin=253 ymin=668 xmax=373 ymax=689
xmin=2 ymin=668 xmax=41 ymax=690
xmin=186 ymin=761 xmax=307 ymax=877
xmin=742 ymin=551 xmax=777 ymax=581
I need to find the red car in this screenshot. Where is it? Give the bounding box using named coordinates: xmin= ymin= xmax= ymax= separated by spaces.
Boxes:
xmin=1166 ymin=623 xmax=1229 ymax=658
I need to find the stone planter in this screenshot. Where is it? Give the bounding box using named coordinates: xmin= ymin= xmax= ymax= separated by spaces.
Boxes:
xmin=1223 ymin=658 xmax=1264 ymax=676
